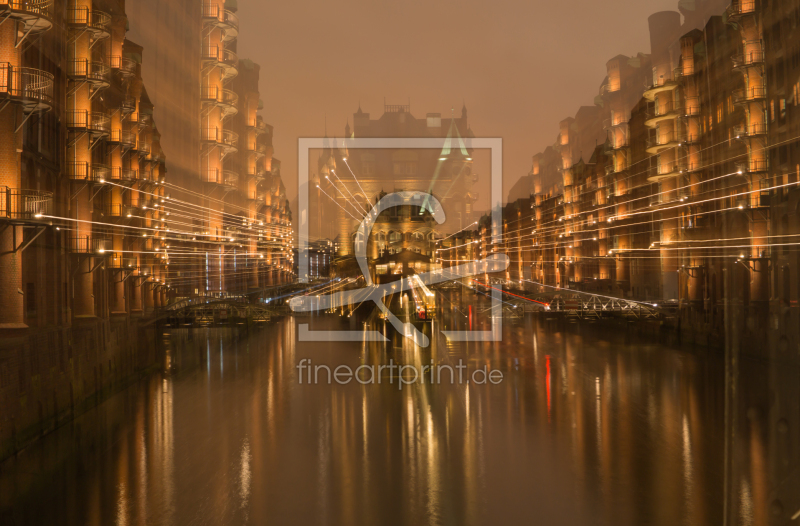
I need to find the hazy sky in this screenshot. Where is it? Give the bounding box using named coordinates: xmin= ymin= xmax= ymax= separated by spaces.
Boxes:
xmin=236 ymin=0 xmax=680 ymax=205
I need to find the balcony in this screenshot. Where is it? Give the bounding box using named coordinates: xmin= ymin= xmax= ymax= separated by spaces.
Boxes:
xmin=647 ymin=161 xmax=687 ymax=183
xmin=222 ymin=48 xmax=239 ymax=79
xmin=67 ymin=7 xmax=110 ymax=40
xmin=130 ymin=133 xmax=141 ymax=152
xmin=737 ymin=159 xmax=769 ymax=174
xmin=93 ymin=164 xmax=110 ymax=182
xmin=0 ymin=0 xmax=53 ymax=35
xmin=105 ymin=204 xmax=138 ymax=219
xmin=203 ymin=168 xmax=239 ymax=191
xmin=140 ymin=198 xmax=159 ymax=211
xmin=0 ymin=187 xmax=52 ymax=222
xmin=120 ymin=97 xmax=136 ymax=115
xmin=645 ymin=131 xmax=684 ymax=154
xmin=109 ymin=56 xmax=136 ymax=78
xmin=127 ymin=197 xmax=142 ymax=210
xmin=0 ymin=63 xmax=54 ymax=113
xmin=89 ymin=112 xmax=110 ymax=138
xmin=201 ymin=45 xmax=220 ymax=63
xmin=248 ymin=169 xmax=267 ymax=182
xmin=222 ymin=170 xmax=239 ymax=189
xmin=726 ymin=0 xmax=756 ymax=20
xmin=67 ymin=161 xmax=91 ymax=181
xmin=649 ymin=184 xmax=689 ymax=208
xmin=251 ymin=119 xmax=269 ymax=135
xmin=680 ymin=215 xmax=711 ymax=239
xmin=684 ymin=132 xmax=703 ymax=144
xmin=673 ymin=65 xmax=695 ymax=78
xmin=88 ymin=62 xmax=110 ymax=89
xmin=106 ymin=252 xmax=138 ymax=269
xmin=201 ymin=86 xmax=239 ymax=118
xmin=604 ymin=163 xmax=626 ymax=176
xmin=202 ymin=127 xmax=238 ymax=156
xmin=67 ymin=59 xmax=88 ymax=79
xmin=139 ymin=168 xmax=154 ymax=183
xmin=128 ymin=112 xmax=148 ymax=129
xmin=643 ymin=78 xmax=679 ymax=101
xmin=732 ymin=86 xmax=766 ymax=105
xmin=67 ymin=59 xmax=108 ymax=94
xmin=110 ymin=167 xmax=138 ymax=184
xmin=732 ymin=49 xmax=764 ymax=70
xmin=734 ymin=123 xmax=768 ymax=138
xmin=139 ymin=141 xmax=151 ymax=157
xmin=66 ymin=110 xmax=88 ymax=130
xmin=201 ymin=4 xmax=239 ymax=42
xmin=599 ymin=81 xmax=620 ymax=98
xmin=69 ymin=235 xmax=110 ymax=254
xmin=684 ymin=97 xmax=701 ymax=116
xmin=645 ymin=100 xmax=683 ymax=127
xmin=202 ymin=45 xmax=238 ymax=80
xmin=108 ymin=129 xmax=137 ymax=150
xmin=604 ymin=134 xmax=628 ymax=152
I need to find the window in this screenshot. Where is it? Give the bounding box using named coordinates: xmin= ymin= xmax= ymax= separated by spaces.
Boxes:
xmin=26 ymin=282 xmax=36 ymax=316
xmin=393 ymin=162 xmax=417 ymax=176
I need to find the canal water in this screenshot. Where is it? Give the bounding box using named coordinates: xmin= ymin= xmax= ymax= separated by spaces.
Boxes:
xmin=0 ymin=290 xmax=792 ymax=525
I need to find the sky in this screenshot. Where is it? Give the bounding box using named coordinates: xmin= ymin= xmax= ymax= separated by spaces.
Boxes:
xmin=235 ymin=0 xmax=680 ymax=207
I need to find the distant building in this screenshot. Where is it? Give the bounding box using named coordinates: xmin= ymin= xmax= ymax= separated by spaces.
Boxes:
xmin=310 ymin=102 xmax=480 ymax=282
xmin=294 ymin=240 xmax=334 ymax=280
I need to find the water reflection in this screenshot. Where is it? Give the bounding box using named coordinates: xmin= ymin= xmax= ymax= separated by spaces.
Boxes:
xmin=0 ymin=291 xmax=796 ymax=525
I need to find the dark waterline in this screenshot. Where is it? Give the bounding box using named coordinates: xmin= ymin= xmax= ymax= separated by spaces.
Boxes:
xmin=0 ymin=295 xmax=780 ymax=525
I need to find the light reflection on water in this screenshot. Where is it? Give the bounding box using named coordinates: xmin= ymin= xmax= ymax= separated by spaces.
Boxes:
xmin=0 ymin=291 xmax=793 ymax=525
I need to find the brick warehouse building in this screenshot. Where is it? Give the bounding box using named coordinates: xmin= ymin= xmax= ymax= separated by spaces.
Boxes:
xmin=0 ymin=0 xmax=292 ymax=460
xmin=472 ymin=0 xmax=800 ymax=350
